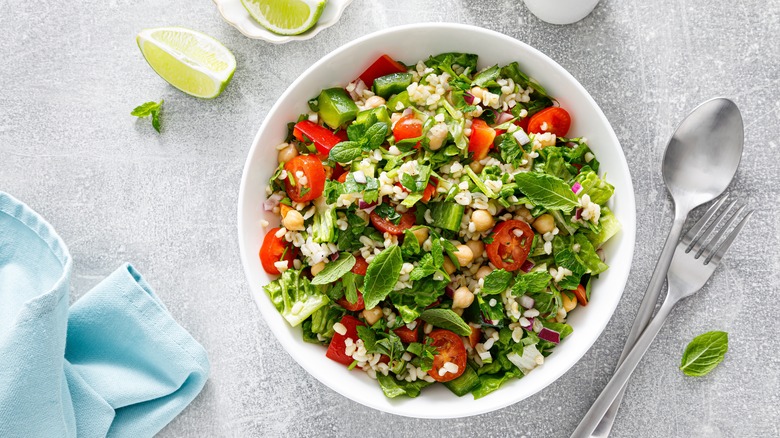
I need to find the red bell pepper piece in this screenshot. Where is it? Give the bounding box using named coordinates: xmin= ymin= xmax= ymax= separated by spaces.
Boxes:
xmin=293 ymin=120 xmax=341 ymax=160
xmin=358 ymin=54 xmax=407 ymax=87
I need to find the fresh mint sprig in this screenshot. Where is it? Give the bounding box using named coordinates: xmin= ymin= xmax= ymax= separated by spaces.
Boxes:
xmin=131 ymin=99 xmax=163 ymax=133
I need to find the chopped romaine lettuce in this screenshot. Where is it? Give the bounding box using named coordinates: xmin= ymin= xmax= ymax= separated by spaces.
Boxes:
xmin=263 ymin=269 xmax=330 ymax=327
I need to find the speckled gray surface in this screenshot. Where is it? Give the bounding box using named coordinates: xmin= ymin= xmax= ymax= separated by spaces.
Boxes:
xmin=2 ymin=0 xmax=779 ymax=436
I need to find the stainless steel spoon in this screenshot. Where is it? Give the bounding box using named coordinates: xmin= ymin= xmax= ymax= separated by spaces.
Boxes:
xmin=577 ymin=97 xmax=744 ymax=438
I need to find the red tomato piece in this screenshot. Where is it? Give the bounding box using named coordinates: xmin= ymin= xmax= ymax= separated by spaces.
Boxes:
xmin=485 ymin=220 xmax=534 ymax=272
xmin=369 ymin=209 xmax=416 ymax=236
xmin=393 ymin=114 xmax=423 ymax=145
xmin=573 ymin=284 xmax=588 ymax=306
xmin=516 ymin=116 xmax=530 ymax=133
xmin=284 ymin=155 xmax=326 ymax=203
xmin=259 ymin=228 xmax=297 ymax=275
xmin=468 ymin=118 xmax=497 ymax=161
xmin=393 ymin=320 xmax=421 ymax=344
xmin=358 ymin=54 xmax=407 ymax=86
xmin=326 ymin=315 xmax=364 ymax=366
xmin=427 ymin=329 xmax=467 ymax=382
xmin=527 ymin=107 xmax=571 ymax=137
xmin=293 ymin=120 xmax=342 ymax=160
xmin=421 ymin=182 xmax=437 ymax=203
xmin=337 ymin=172 xmax=348 ymax=183
xmin=336 ymin=291 xmax=365 ymax=312
xmin=351 ymin=255 xmax=369 ymax=276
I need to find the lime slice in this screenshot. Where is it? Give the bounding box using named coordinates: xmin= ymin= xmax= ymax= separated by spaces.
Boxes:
xmin=241 ymin=0 xmax=327 ymax=36
xmin=136 ymin=27 xmax=236 ymax=99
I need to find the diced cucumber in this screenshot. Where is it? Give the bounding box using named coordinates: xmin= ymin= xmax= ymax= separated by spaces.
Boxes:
xmin=373 ymin=72 xmax=413 ymax=99
xmin=387 ymin=90 xmax=412 ymax=112
xmin=430 ymin=202 xmax=465 ymax=232
xmin=443 ymin=364 xmax=480 ymax=396
xmin=318 ymin=88 xmax=358 ymax=129
xmin=356 ymin=105 xmax=391 ymax=126
xmin=350 ymin=160 xmax=376 ymax=178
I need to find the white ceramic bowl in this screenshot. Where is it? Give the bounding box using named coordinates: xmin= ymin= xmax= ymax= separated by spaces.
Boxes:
xmin=212 ymin=0 xmax=353 ymax=43
xmin=238 ymin=23 xmax=636 ymax=418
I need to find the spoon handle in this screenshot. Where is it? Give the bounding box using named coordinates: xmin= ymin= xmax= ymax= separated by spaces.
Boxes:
xmin=571 ymin=294 xmax=678 ymax=438
xmin=586 ymin=211 xmax=687 ymax=437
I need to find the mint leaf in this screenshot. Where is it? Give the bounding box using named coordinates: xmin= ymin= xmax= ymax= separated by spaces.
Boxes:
xmin=363 ymin=246 xmax=403 ymax=309
xmin=410 ymin=253 xmax=437 ymax=280
xmin=481 ymin=269 xmax=512 ymax=295
xmin=511 ymin=271 xmax=552 ymax=295
xmin=329 ymin=141 xmax=363 ymax=163
xmin=420 ymin=308 xmax=471 ymax=336
xmin=131 ymin=99 xmax=163 ymax=133
xmin=342 ymin=272 xmax=359 ymax=304
xmin=514 ymin=172 xmax=579 ymax=212
xmin=680 ymin=331 xmax=728 ymax=377
xmin=311 ymin=253 xmax=356 ymax=285
xmin=364 ymin=122 xmax=389 ymax=149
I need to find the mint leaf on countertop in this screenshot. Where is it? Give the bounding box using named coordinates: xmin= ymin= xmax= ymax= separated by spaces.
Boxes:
xmin=131 ymin=99 xmax=163 ymax=133
xmin=680 ymin=331 xmax=729 ymax=377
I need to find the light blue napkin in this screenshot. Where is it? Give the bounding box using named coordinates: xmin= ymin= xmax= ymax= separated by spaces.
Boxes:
xmin=0 ymin=192 xmax=209 ymax=437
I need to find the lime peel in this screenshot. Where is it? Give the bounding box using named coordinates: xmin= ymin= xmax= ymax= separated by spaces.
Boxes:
xmin=241 ymin=0 xmax=327 ymax=36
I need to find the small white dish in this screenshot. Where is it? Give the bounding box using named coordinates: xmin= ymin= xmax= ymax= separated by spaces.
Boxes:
xmin=524 ymin=0 xmax=601 ymax=25
xmin=237 ymin=23 xmax=636 ymax=418
xmin=212 ymin=0 xmax=354 ymax=43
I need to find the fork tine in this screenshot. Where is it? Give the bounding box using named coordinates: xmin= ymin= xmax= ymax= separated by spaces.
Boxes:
xmin=681 ymin=195 xmax=729 ymax=247
xmin=688 ymin=199 xmax=736 ymax=254
xmin=696 ymin=204 xmax=746 ymax=258
xmin=705 ymin=210 xmax=754 ymax=265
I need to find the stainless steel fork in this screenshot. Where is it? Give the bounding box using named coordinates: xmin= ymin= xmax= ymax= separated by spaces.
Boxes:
xmin=571 ymin=199 xmax=753 ymax=437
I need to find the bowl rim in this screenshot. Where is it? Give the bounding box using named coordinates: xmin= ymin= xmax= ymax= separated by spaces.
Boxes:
xmin=212 ymin=0 xmax=355 ymax=43
xmin=237 ymin=22 xmax=636 ymax=418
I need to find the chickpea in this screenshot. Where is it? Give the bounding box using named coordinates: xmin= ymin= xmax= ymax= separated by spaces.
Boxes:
xmin=282 ymin=209 xmax=305 ymax=231
xmin=427 ymin=122 xmax=449 ymax=150
xmin=532 ymin=213 xmax=555 ymax=234
xmin=277 ymin=143 xmax=298 ymax=164
xmin=562 ymin=292 xmax=578 ymax=312
xmin=475 ymin=266 xmax=493 ymax=280
xmin=411 ymin=227 xmax=429 ymax=246
xmin=469 ymin=160 xmax=484 ymax=173
xmin=465 ymin=240 xmax=484 ymax=259
xmin=471 ymin=210 xmax=494 ymax=232
xmin=362 ymin=307 xmax=383 ymax=325
xmin=516 ymin=206 xmax=534 ymax=223
xmin=454 ymin=244 xmax=474 ymax=267
xmin=310 ymin=261 xmax=325 ymax=276
xmin=453 ymin=307 xmax=465 ymax=316
xmin=470 ymin=86 xmax=486 ymax=101
xmin=364 ymin=95 xmax=386 ymax=109
xmin=443 ymin=257 xmax=456 ymax=275
xmin=452 ymin=286 xmax=475 ymax=309
xmin=280 ymin=203 xmax=293 ymax=218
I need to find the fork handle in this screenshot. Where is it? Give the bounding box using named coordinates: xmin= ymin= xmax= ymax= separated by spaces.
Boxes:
xmin=587 ymin=214 xmax=687 ymax=437
xmin=570 ymin=295 xmax=677 ymax=438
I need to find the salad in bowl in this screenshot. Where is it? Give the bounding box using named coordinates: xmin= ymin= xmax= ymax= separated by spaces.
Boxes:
xmin=257 ymin=51 xmax=620 ymax=400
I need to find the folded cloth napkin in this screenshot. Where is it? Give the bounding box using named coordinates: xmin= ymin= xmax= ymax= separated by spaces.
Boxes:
xmin=0 ymin=192 xmax=209 ymax=437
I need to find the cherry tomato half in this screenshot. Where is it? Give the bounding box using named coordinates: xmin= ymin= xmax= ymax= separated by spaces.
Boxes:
xmin=527 ymin=107 xmax=571 ymax=137
xmin=467 ymin=326 xmax=481 ymax=349
xmin=393 ymin=114 xmax=423 ymax=143
xmin=369 ymin=209 xmax=416 ymax=236
xmin=427 ymin=329 xmax=467 ymax=382
xmin=326 ymin=315 xmax=364 ymax=366
xmin=393 ymin=320 xmax=421 ymax=344
xmin=284 ymin=155 xmax=326 ymax=203
xmin=259 ymin=228 xmax=297 ymax=275
xmin=485 ymin=220 xmax=534 ymax=272
xmin=468 ymin=118 xmax=497 ymax=161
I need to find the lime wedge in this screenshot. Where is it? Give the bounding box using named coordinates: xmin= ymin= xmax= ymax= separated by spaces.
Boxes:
xmin=241 ymin=0 xmax=327 ymax=36
xmin=136 ymin=27 xmax=236 ymax=99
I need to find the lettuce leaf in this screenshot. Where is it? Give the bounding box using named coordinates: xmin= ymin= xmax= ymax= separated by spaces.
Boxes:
xmin=586 ymin=207 xmax=621 ymax=248
xmin=264 ymin=269 xmax=330 ymax=327
xmin=574 ymin=168 xmax=615 ymax=205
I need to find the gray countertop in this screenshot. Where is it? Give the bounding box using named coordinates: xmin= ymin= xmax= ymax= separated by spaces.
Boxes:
xmin=2 ymin=0 xmax=779 ymax=436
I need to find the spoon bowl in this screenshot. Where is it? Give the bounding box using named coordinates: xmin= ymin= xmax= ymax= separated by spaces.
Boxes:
xmin=663 ymin=98 xmax=744 ymax=211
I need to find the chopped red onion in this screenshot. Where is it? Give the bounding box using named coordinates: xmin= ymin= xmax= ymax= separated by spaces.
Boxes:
xmin=445 ymin=286 xmax=455 ymax=298
xmin=575 ymin=208 xmax=583 ymax=220
xmin=263 ymin=193 xmax=283 ymax=211
xmin=358 ymin=199 xmax=377 ymax=210
xmin=496 ymin=111 xmax=514 ymax=124
xmin=519 ymin=317 xmax=534 ymax=330
xmin=513 ymin=129 xmax=530 ymax=145
xmin=463 ymin=92 xmax=475 ymax=105
xmin=520 ymin=260 xmax=535 ymax=273
xmin=572 ymin=182 xmax=582 ymax=194
xmin=330 ymin=253 xmax=340 ymax=261
xmin=538 ymin=327 xmax=561 ymax=344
